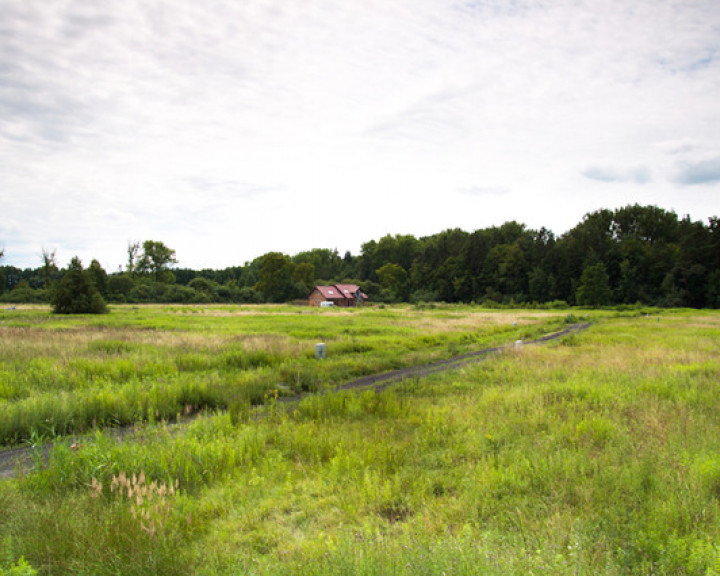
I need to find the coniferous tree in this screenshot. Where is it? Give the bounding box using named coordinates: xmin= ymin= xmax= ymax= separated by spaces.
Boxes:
xmin=51 ymin=257 xmax=108 ymax=314
xmin=87 ymin=259 xmax=109 ymax=297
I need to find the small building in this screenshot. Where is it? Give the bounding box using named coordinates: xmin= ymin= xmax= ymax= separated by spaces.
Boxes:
xmin=308 ymin=284 xmax=368 ymax=307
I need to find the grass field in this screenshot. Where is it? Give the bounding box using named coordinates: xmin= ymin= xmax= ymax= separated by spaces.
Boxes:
xmin=1 ymin=305 xmax=720 ymax=575
xmin=0 ymin=304 xmax=569 ymax=446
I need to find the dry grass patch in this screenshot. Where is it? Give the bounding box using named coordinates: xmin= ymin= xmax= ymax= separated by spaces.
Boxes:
xmin=397 ymin=310 xmax=562 ymax=333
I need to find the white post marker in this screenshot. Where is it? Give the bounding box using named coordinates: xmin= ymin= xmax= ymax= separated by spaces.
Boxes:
xmin=315 ymin=343 xmax=326 ymax=360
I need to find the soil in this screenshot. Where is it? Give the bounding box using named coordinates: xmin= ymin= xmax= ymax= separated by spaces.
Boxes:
xmin=0 ymin=322 xmax=590 ymax=479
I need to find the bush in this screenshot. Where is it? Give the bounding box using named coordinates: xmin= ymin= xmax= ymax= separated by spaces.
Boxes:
xmin=0 ymin=288 xmax=49 ymax=304
xmin=0 ymin=557 xmax=37 ymax=576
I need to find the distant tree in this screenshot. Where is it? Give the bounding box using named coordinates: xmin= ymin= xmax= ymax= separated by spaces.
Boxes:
xmin=107 ymin=273 xmax=134 ymax=300
xmin=41 ymin=248 xmax=58 ymax=290
xmin=576 ymin=262 xmax=612 ymax=307
xmin=238 ymin=286 xmax=262 ymax=303
xmin=706 ymin=270 xmax=720 ymax=308
xmin=528 ymin=266 xmax=552 ymax=303
xmin=376 ymin=262 xmax=408 ymax=302
xmin=188 ymin=277 xmax=217 ymax=299
xmin=87 ymin=259 xmax=108 ymax=296
xmin=294 ymin=248 xmax=341 ymax=280
xmin=255 ymin=252 xmax=295 ymax=302
xmin=292 ymin=262 xmax=315 ymax=295
xmin=484 ymin=243 xmax=528 ymax=301
xmin=137 ymin=241 xmax=177 ymax=282
xmin=127 ymin=241 xmax=141 ymax=274
xmin=342 ymin=251 xmax=358 ymax=278
xmin=51 ymin=257 xmax=108 ymax=314
xmin=658 ymin=271 xmax=685 ymax=308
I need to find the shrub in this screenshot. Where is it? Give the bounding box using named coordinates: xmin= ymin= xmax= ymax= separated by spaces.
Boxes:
xmin=0 ymin=557 xmax=37 ymax=576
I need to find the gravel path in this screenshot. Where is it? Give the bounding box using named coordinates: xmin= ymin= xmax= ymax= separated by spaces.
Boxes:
xmin=0 ymin=322 xmax=590 ymax=479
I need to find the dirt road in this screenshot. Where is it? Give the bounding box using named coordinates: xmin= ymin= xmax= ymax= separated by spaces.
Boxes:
xmin=0 ymin=322 xmax=590 ymax=479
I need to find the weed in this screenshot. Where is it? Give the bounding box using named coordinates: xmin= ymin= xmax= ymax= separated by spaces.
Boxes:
xmin=107 ymin=471 xmax=179 ymax=538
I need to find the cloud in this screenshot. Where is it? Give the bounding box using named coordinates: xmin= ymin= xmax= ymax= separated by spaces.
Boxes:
xmin=1 ymin=0 xmax=720 ymax=270
xmin=185 ymin=177 xmax=283 ymax=199
xmin=582 ymin=165 xmax=652 ymax=184
xmin=457 ymin=186 xmax=509 ymax=197
xmin=655 ymin=139 xmax=703 ymax=155
xmin=672 ymin=157 xmax=720 ymax=185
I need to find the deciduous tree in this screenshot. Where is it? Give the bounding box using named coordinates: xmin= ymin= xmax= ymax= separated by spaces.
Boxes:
xmin=41 ymin=248 xmax=58 ymax=289
xmin=127 ymin=241 xmax=141 ymax=274
xmin=255 ymin=252 xmax=295 ymax=302
xmin=576 ymin=262 xmax=612 ymax=307
xmin=376 ymin=262 xmax=407 ymax=302
xmin=137 ymin=241 xmax=177 ymax=282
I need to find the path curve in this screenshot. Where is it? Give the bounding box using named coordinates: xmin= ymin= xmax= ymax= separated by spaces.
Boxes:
xmin=0 ymin=322 xmax=590 ymax=479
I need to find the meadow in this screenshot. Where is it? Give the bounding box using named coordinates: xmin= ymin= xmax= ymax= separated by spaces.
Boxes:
xmin=0 ymin=304 xmax=566 ymax=446
xmin=1 ymin=304 xmax=720 ymax=575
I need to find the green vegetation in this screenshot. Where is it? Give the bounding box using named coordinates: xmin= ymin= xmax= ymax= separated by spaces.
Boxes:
xmin=0 ymin=304 xmax=564 ymax=446
xmin=576 ymin=262 xmax=612 ymax=307
xmin=2 ymin=205 xmax=719 ymax=307
xmin=2 ymin=306 xmax=720 ymax=575
xmin=50 ymin=257 xmax=108 ymax=315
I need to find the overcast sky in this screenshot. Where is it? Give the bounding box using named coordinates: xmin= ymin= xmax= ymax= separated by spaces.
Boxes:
xmin=1 ymin=0 xmax=719 ymax=271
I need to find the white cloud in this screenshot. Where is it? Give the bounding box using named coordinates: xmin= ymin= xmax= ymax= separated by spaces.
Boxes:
xmin=672 ymin=157 xmax=720 ymax=185
xmin=582 ymin=165 xmax=652 ymax=184
xmin=457 ymin=186 xmax=510 ymax=197
xmin=1 ymin=0 xmax=719 ymax=269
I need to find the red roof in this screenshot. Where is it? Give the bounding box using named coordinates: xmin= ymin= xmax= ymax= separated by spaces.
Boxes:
xmin=312 ymin=284 xmax=367 ymax=301
xmin=335 ymin=284 xmax=368 ymax=300
xmin=314 ymin=285 xmax=344 ymax=300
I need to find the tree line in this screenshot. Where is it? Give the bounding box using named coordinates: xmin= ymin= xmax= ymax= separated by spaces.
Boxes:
xmin=1 ymin=205 xmax=719 ymax=311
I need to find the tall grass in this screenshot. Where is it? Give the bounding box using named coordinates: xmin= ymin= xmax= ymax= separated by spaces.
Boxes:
xmin=0 ymin=304 xmax=568 ymax=445
xmin=3 ymin=308 xmax=719 ymax=575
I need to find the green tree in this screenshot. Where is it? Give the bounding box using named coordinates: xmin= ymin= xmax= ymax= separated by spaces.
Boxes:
xmin=528 ymin=266 xmax=552 ymax=303
xmin=255 ymin=252 xmax=295 ymax=302
xmin=188 ymin=277 xmax=217 ymax=300
xmin=576 ymin=262 xmax=612 ymax=307
xmin=107 ymin=273 xmax=135 ymax=300
xmin=376 ymin=262 xmax=407 ymax=302
xmin=137 ymin=241 xmax=177 ymax=282
xmin=293 ymin=248 xmax=341 ymax=280
xmin=126 ymin=241 xmax=141 ymax=274
xmin=292 ymin=262 xmax=315 ymax=294
xmin=706 ymin=270 xmax=720 ymax=308
xmin=51 ymin=257 xmax=108 ymax=314
xmin=41 ymin=248 xmax=58 ymax=290
xmin=658 ymin=271 xmax=685 ymax=308
xmin=484 ymin=243 xmax=528 ymax=301
xmin=87 ymin=259 xmax=108 ymax=296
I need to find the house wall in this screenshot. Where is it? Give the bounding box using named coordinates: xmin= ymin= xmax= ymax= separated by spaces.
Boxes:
xmin=308 ymin=286 xmax=364 ymax=307
xmin=308 ymin=289 xmax=326 ymax=307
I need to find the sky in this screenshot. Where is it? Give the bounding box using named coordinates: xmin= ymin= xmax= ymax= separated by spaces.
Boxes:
xmin=1 ymin=0 xmax=719 ymax=272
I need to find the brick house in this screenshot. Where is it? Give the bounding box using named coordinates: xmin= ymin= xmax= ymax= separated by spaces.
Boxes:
xmin=308 ymin=284 xmax=368 ymax=307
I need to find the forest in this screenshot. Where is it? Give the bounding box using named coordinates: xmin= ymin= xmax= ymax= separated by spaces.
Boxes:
xmin=2 ymin=204 xmax=719 ymax=308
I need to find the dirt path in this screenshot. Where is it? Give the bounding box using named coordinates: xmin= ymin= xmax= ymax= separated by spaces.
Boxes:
xmin=0 ymin=322 xmax=590 ymax=479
